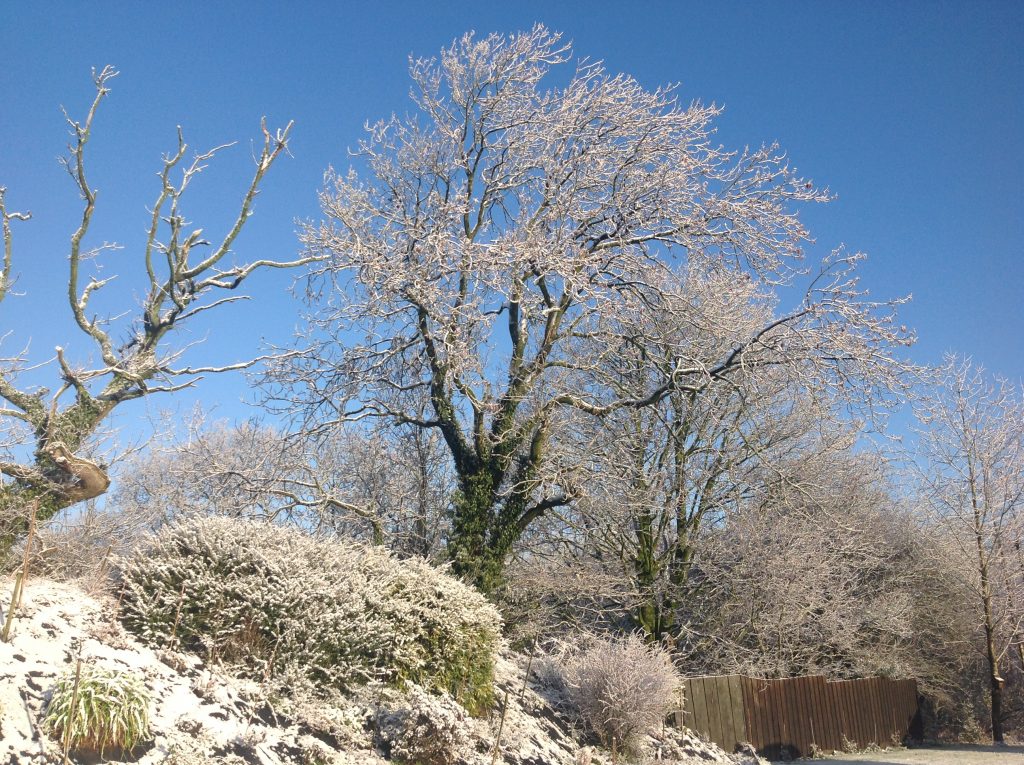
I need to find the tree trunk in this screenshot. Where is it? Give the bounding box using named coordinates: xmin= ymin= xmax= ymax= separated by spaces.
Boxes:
xmin=972 ymin=472 xmax=1004 ymax=744
xmin=446 ymin=413 xmax=551 ymax=593
xmin=990 ymin=673 xmax=1004 ymax=745
xmin=449 ymin=468 xmax=504 ymax=592
xmin=985 ymin=614 xmax=1004 ymax=743
xmin=2 ymin=443 xmax=111 ymax=558
xmin=978 ymin=549 xmax=1004 ymax=743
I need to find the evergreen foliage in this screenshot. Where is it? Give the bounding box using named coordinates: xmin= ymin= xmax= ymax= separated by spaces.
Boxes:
xmin=115 ymin=517 xmax=500 ymax=712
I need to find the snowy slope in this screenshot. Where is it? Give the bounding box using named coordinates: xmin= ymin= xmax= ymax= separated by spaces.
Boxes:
xmin=0 ymin=578 xmax=765 ymax=765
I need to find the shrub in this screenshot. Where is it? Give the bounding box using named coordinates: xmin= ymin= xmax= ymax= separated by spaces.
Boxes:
xmin=377 ymin=684 xmax=470 ymax=765
xmin=557 ymin=633 xmax=681 ymax=755
xmin=44 ymin=666 xmax=151 ymax=756
xmin=115 ymin=517 xmax=500 ymax=712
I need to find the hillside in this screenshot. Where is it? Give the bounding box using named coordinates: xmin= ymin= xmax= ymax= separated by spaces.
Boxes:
xmin=0 ymin=578 xmax=766 ymax=765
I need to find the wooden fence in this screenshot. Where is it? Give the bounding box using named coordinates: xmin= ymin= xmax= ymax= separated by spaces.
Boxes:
xmin=676 ymin=674 xmax=920 ymax=759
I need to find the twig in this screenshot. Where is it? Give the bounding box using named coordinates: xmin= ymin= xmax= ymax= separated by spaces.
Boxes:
xmin=519 ymin=639 xmax=537 ymax=702
xmin=169 ymin=581 xmax=187 ymax=649
xmin=20 ymin=686 xmax=47 ymax=755
xmin=63 ymin=652 xmax=84 ymax=764
xmin=17 ymin=500 xmax=38 ymax=609
xmin=490 ymin=690 xmax=510 ymax=765
xmin=2 ymin=571 xmax=23 ymax=642
xmin=95 ymin=542 xmax=113 ymax=583
xmin=115 ymin=581 xmax=127 ymax=616
xmin=264 ymin=634 xmax=283 ymax=684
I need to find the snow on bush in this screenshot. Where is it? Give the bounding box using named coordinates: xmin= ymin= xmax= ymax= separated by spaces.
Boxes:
xmin=115 ymin=517 xmax=500 ymax=712
xmin=556 ymin=633 xmax=682 ymax=755
xmin=376 ymin=683 xmax=470 ymax=765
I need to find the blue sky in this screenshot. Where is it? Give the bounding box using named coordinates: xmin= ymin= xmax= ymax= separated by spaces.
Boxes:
xmin=1 ymin=1 xmax=1021 ymax=436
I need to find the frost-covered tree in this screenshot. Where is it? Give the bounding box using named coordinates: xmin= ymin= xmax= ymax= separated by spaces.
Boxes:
xmin=0 ymin=67 xmax=312 ymax=553
xmin=688 ymin=438 xmax=968 ymax=689
xmin=912 ymin=357 xmax=1024 ymax=743
xmin=113 ymin=418 xmax=453 ymax=556
xmin=571 ymin=374 xmax=837 ymax=641
xmin=272 ymin=26 xmax=911 ymax=591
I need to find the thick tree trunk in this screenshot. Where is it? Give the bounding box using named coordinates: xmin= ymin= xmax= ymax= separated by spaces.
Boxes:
xmin=448 ymin=468 xmax=503 ymax=592
xmin=633 ymin=506 xmax=672 ymax=640
xmin=2 ymin=441 xmax=111 ymax=558
xmin=1 ymin=387 xmax=119 ymax=556
xmin=990 ymin=674 xmax=1004 ymax=744
xmin=977 ymin=544 xmax=1004 ymax=743
xmin=42 ymin=442 xmax=111 ymax=503
xmin=446 ymin=416 xmax=549 ymax=593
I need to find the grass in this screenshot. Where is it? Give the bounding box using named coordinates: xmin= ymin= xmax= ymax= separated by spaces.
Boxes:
xmin=44 ymin=665 xmax=151 ymax=757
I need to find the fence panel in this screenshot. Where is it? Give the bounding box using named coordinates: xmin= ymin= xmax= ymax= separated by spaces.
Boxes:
xmin=791 ymin=676 xmax=813 ymax=754
xmin=725 ymin=674 xmax=746 ymax=753
xmin=741 ymin=677 xmax=772 ymax=759
xmin=808 ymin=675 xmax=832 ymax=752
xmin=681 ymin=675 xmax=748 ymax=752
xmin=789 ymin=677 xmax=809 ymax=755
xmin=680 ymin=673 xmax=918 ymax=758
xmin=704 ymin=677 xmax=724 ymax=745
xmin=688 ymin=677 xmax=710 ymax=741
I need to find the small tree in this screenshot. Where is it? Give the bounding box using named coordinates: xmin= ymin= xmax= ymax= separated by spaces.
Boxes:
xmin=0 ymin=67 xmax=314 ymax=551
xmin=912 ymin=357 xmax=1024 ymax=743
xmin=271 ymin=26 xmax=910 ymax=591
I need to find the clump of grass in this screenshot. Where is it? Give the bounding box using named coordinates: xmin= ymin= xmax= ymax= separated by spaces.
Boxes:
xmin=44 ymin=666 xmax=151 ymax=757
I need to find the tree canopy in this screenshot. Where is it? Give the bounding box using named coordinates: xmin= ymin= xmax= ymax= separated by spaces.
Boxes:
xmin=269 ymin=26 xmax=912 ymax=590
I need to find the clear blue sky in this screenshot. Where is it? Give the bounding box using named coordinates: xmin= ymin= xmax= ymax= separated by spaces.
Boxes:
xmin=1 ymin=1 xmax=1021 ymax=434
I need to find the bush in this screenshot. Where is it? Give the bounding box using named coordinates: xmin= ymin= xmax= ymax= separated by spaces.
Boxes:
xmin=557 ymin=633 xmax=681 ymax=755
xmin=115 ymin=517 xmax=500 ymax=713
xmin=377 ymin=684 xmax=470 ymax=765
xmin=44 ymin=666 xmax=151 ymax=757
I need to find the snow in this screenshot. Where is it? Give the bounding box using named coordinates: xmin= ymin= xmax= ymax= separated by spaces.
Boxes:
xmin=0 ymin=576 xmax=768 ymax=764
xmin=0 ymin=578 xmax=340 ymax=764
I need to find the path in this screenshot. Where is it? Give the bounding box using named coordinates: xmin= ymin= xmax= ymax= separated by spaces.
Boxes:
xmin=821 ymin=744 xmax=1024 ymax=765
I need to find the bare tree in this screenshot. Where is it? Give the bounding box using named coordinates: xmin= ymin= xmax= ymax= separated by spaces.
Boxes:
xmin=271 ymin=27 xmax=911 ymax=591
xmin=572 ymin=378 xmax=839 ymax=641
xmin=912 ymin=357 xmax=1024 ymax=743
xmin=686 ymin=439 xmax=968 ymax=685
xmin=0 ymin=67 xmax=314 ymax=552
xmin=112 ymin=418 xmax=454 ymax=556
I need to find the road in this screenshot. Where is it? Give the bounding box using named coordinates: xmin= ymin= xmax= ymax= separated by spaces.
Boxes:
xmin=821 ymin=744 xmax=1024 ymax=765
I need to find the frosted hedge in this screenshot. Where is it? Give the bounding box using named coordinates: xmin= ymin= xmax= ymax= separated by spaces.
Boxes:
xmin=115 ymin=517 xmax=500 ymax=712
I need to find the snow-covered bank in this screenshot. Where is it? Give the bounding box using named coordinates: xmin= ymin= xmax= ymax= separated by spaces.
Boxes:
xmin=0 ymin=578 xmax=766 ymax=764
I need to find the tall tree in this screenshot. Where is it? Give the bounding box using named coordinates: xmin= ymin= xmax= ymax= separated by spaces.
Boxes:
xmin=0 ymin=67 xmax=312 ymax=551
xmin=275 ymin=27 xmax=910 ymax=591
xmin=576 ymin=376 xmax=838 ymax=641
xmin=913 ymin=357 xmax=1024 ymax=743
xmin=687 ymin=439 xmax=962 ymax=685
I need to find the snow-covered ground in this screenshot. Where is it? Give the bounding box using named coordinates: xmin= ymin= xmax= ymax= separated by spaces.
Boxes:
xmin=0 ymin=577 xmax=767 ymax=764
